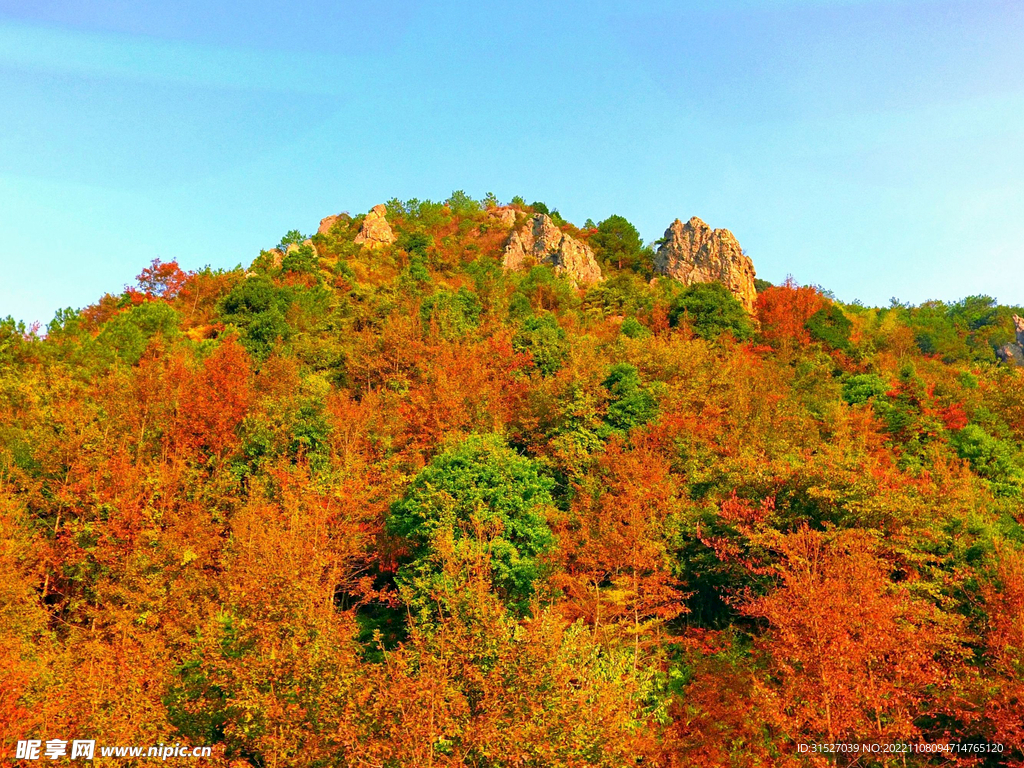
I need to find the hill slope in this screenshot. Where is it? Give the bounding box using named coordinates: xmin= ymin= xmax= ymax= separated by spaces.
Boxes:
xmin=2 ymin=193 xmax=1023 ymax=766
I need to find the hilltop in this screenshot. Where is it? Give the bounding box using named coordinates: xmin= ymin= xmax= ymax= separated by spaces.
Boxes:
xmin=1 ymin=192 xmax=1023 ymax=766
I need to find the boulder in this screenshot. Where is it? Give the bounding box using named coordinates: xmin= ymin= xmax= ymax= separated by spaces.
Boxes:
xmin=654 ymin=217 xmax=757 ymax=312
xmin=1015 ymin=314 xmax=1024 ymax=346
xmin=354 ymin=204 xmax=396 ymax=248
xmin=501 ymin=213 xmax=602 ymax=287
xmin=554 ymin=232 xmax=603 ymax=287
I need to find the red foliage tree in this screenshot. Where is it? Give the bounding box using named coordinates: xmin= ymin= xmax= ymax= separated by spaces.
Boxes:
xmin=755 ymin=276 xmax=828 ymax=347
xmin=171 ymin=336 xmax=253 ymax=460
xmin=135 ymin=258 xmax=188 ymax=299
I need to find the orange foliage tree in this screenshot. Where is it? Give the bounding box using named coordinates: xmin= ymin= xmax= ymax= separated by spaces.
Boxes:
xmin=555 ymin=433 xmax=687 ymax=655
xmin=980 ymin=544 xmax=1024 ymax=757
xmin=741 ymin=526 xmax=961 ymax=745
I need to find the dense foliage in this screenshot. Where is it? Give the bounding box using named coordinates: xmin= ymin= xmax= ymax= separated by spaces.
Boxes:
xmin=2 ymin=193 xmax=1023 ymax=766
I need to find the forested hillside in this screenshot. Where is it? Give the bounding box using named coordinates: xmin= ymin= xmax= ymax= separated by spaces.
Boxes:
xmin=2 ymin=193 xmax=1023 ymax=766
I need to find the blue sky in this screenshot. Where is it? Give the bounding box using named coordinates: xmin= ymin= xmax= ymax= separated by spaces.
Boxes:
xmin=1 ymin=0 xmax=1022 ymax=324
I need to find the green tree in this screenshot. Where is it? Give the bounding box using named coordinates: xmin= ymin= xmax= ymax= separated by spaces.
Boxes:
xmin=600 ymin=363 xmax=658 ymax=436
xmin=218 ymin=276 xmax=291 ymax=360
xmin=950 ymin=425 xmax=1024 ymax=496
xmin=280 ymin=242 xmax=319 ymax=275
xmin=386 ymin=434 xmax=556 ymax=613
xmin=590 ymin=215 xmax=646 ymax=272
xmin=842 ymin=373 xmax=888 ymax=406
xmin=513 ymin=313 xmax=567 ymax=376
xmin=397 ymin=231 xmax=432 ymax=256
xmin=278 ymin=229 xmax=306 ymax=248
xmin=669 ymin=282 xmax=753 ymax=341
xmin=420 ymin=288 xmax=482 ymax=339
xmin=445 ymin=190 xmax=480 ymax=216
xmin=620 ymin=317 xmax=651 ymax=340
xmin=806 ymin=305 xmax=853 ymax=351
xmin=948 ymin=295 xmax=999 ymax=331
xmin=0 ymin=316 xmax=30 ymax=364
xmin=95 ymin=301 xmax=181 ymax=365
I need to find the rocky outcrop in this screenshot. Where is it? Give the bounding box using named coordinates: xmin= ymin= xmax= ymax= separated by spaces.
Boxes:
xmin=354 ymin=204 xmax=396 ymax=248
xmin=997 ymin=343 xmax=1024 ymax=366
xmin=317 ymin=214 xmax=342 ymax=235
xmin=501 ymin=213 xmax=602 ymax=287
xmin=487 ymin=206 xmax=517 ymax=229
xmin=654 ymin=217 xmax=757 ymax=312
xmin=996 ymin=314 xmax=1024 ymax=366
xmin=554 ymin=235 xmax=603 ymax=288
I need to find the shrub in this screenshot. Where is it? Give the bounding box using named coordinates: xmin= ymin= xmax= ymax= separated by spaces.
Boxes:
xmin=620 ymin=317 xmax=651 ymax=340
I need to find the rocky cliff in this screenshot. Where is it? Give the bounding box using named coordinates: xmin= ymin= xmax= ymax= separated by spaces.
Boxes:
xmin=501 ymin=213 xmax=602 ymax=287
xmin=654 ymin=217 xmax=757 ymax=312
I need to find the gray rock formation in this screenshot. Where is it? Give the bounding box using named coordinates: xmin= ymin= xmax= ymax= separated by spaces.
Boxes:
xmin=501 ymin=213 xmax=602 ymax=287
xmin=354 ymin=204 xmax=396 ymax=248
xmin=653 ymin=217 xmax=757 ymax=312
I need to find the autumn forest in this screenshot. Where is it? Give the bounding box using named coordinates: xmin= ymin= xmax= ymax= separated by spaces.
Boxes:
xmin=2 ymin=193 xmax=1023 ymax=767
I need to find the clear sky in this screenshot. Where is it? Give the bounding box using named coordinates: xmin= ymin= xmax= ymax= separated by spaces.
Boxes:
xmin=1 ymin=0 xmax=1022 ymax=324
